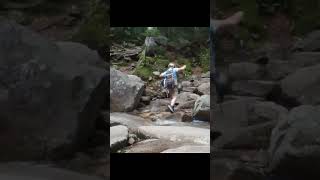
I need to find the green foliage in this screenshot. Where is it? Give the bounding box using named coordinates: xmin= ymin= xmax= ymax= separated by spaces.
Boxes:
xmin=287 ymin=0 xmax=320 ymax=35
xmin=110 ymin=27 xmax=147 ymax=44
xmin=198 ymin=48 xmax=210 ymax=72
xmin=143 ymin=27 xmax=161 ymax=37
xmin=72 ymin=0 xmax=109 ymax=57
xmin=134 ymin=64 xmax=153 ymax=80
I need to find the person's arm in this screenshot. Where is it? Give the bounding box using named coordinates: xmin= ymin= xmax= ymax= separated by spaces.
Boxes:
xmin=211 ymin=11 xmax=244 ymax=31
xmin=160 ymin=71 xmax=167 ymax=78
xmin=176 ymin=65 xmax=186 ymax=72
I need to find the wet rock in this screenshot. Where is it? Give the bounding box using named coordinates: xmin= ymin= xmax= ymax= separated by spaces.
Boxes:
xmin=110 ymin=68 xmax=145 ymax=112
xmin=123 ymin=139 xmax=184 ymax=153
xmin=161 ymin=145 xmax=209 ymax=153
xmin=137 ymin=126 xmax=210 ymax=145
xmin=110 ymin=113 xmax=153 ymax=130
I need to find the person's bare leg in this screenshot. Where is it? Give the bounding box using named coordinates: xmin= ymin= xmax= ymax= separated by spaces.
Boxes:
xmin=170 ymin=94 xmax=177 ymax=107
xmin=211 ymin=11 xmax=244 ymax=31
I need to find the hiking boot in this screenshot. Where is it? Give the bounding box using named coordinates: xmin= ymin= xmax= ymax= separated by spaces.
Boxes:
xmin=168 ymin=105 xmax=174 ymax=113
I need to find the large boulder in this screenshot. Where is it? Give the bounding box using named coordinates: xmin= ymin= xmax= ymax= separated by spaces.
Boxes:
xmin=110 ymin=68 xmax=145 ymax=112
xmin=265 ymin=52 xmax=320 ymax=81
xmin=265 ymin=61 xmax=296 ymax=80
xmin=192 ymin=95 xmax=210 ymax=121
xmin=229 ymin=62 xmax=263 ymax=80
xmin=110 ymin=125 xmax=128 ymax=152
xmin=196 ymin=82 xmax=210 ymax=95
xmin=214 ymin=99 xmax=287 ymax=129
xmin=231 ymin=80 xmax=277 ymax=97
xmin=137 ymin=126 xmax=210 ymax=145
xmin=0 ymin=19 xmax=107 ymax=160
xmin=269 ymin=105 xmax=320 ymax=178
xmin=294 ymin=30 xmax=320 ymax=52
xmin=214 ymin=100 xmax=287 ymax=149
xmin=290 ymin=52 xmax=320 ymax=67
xmin=176 ymin=92 xmax=200 ymax=109
xmin=123 ymin=139 xmax=184 ymax=153
xmin=281 ymin=64 xmax=320 ymax=105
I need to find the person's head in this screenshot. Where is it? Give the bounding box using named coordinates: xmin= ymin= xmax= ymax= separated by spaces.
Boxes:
xmin=168 ymin=62 xmax=175 ymax=68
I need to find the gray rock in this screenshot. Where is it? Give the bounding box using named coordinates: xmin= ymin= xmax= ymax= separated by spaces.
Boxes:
xmin=248 ymin=101 xmax=288 ymax=126
xmin=110 ymin=68 xmax=145 ymax=112
xmin=176 ymin=92 xmax=200 ymax=109
xmin=294 ymin=30 xmax=320 ymax=52
xmin=290 ymin=52 xmax=320 ymax=67
xmin=196 ymin=82 xmax=210 ymax=95
xmin=137 ymin=126 xmax=210 ymax=145
xmin=281 ymin=64 xmax=320 ymax=105
xmin=110 ymin=113 xmax=153 ymax=130
xmin=214 ymin=121 xmax=277 ymax=149
xmin=123 ymin=139 xmax=184 ymax=153
xmin=152 ymin=71 xmax=160 ymax=76
xmin=229 ymin=62 xmax=262 ymax=80
xmin=231 ymin=80 xmax=277 ymax=97
xmin=192 ymin=95 xmax=210 ymax=121
xmin=128 ymin=137 xmax=135 ymax=145
xmin=266 ymin=61 xmax=296 ymax=80
xmin=110 ymin=125 xmax=128 ymax=152
xmin=0 ymin=20 xmax=107 ymax=160
xmin=268 ymin=105 xmax=320 ymax=178
xmin=181 ymin=81 xmax=192 ymax=87
xmin=154 ymin=36 xmax=168 ymax=46
xmin=214 ymin=99 xmax=287 ymax=129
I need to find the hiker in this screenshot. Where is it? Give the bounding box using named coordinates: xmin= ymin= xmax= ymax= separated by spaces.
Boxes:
xmin=210 ymin=11 xmax=244 ymax=103
xmin=160 ymin=62 xmax=186 ymax=113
